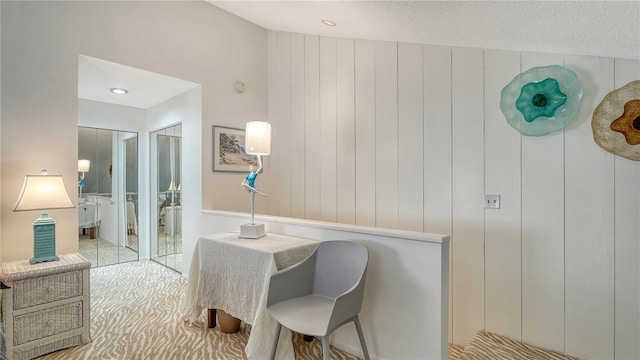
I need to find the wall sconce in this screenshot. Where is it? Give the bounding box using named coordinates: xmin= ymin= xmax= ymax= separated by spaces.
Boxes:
xmin=78 ymin=159 xmax=90 ymax=202
xmin=13 ymin=170 xmax=75 ymax=264
xmin=240 ymin=121 xmax=271 ymax=239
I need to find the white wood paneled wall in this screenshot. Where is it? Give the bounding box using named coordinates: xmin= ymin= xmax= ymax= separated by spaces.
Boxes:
xmin=266 ymin=30 xmax=640 ymax=359
xmin=520 ymin=52 xmax=567 ymax=352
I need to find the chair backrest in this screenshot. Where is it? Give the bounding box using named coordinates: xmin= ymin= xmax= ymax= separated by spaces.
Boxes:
xmin=313 ymin=241 xmax=368 ymax=299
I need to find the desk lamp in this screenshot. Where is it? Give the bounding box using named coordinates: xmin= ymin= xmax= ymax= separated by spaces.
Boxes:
xmin=78 ymin=159 xmax=90 ymax=202
xmin=13 ymin=170 xmax=75 ymax=264
xmin=240 ymin=121 xmax=271 ymax=239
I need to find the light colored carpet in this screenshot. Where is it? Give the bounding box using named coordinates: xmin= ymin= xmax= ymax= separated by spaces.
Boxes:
xmin=157 ymin=231 xmax=182 ymax=256
xmin=79 ymin=235 xmax=138 ymax=268
xmin=152 ymin=232 xmax=183 ymax=272
xmin=79 ymin=231 xmax=183 ymax=272
xmin=37 ymin=261 xmax=361 ymax=360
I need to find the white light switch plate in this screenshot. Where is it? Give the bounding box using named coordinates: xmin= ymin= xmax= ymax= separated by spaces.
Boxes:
xmin=484 ymin=194 xmax=500 ymax=209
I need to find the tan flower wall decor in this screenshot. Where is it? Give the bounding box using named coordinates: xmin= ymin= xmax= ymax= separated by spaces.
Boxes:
xmin=592 ymin=80 xmax=640 ymax=161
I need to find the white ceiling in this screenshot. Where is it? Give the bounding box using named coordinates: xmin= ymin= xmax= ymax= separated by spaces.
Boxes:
xmin=210 ymin=0 xmax=640 ymax=60
xmin=77 ymin=1 xmax=639 ymax=109
xmin=78 ymin=55 xmax=199 ymax=109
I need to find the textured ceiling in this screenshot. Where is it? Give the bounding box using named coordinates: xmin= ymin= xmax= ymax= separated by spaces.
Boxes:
xmin=78 ymin=1 xmax=639 ymax=109
xmin=210 ymin=1 xmax=640 ymax=60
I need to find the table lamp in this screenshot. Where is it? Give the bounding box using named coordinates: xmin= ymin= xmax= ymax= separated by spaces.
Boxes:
xmin=78 ymin=159 xmax=90 ymax=202
xmin=13 ymin=170 xmax=75 ymax=264
xmin=240 ymin=121 xmax=271 ymax=239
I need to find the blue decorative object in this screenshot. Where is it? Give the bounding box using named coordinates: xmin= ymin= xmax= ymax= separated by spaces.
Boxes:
xmin=31 ymin=212 xmax=60 ymax=264
xmin=516 ymin=78 xmax=567 ymax=122
xmin=243 ymin=168 xmax=258 ymax=190
xmin=13 ymin=170 xmax=74 ymax=264
xmin=501 ymin=65 xmax=583 ymax=136
xmin=240 ymin=121 xmax=271 ymax=239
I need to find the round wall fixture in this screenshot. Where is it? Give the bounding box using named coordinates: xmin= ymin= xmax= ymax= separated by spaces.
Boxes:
xmin=592 ymin=80 xmax=640 ymax=161
xmin=500 ymin=65 xmax=583 ymax=136
xmin=234 ymin=81 xmax=246 ymax=93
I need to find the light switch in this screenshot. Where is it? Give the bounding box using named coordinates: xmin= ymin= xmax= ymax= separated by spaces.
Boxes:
xmin=484 ymin=194 xmax=500 ymax=209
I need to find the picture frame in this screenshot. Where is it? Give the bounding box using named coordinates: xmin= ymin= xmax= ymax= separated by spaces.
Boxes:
xmin=212 ymin=125 xmax=258 ymax=172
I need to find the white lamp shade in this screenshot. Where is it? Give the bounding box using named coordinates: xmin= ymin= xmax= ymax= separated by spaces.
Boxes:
xmin=78 ymin=159 xmax=91 ymax=172
xmin=13 ymin=173 xmax=75 ymax=211
xmin=245 ymin=121 xmax=271 ymax=156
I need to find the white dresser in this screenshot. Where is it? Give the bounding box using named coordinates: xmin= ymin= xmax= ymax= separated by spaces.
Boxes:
xmin=0 ymin=253 xmax=91 ymax=359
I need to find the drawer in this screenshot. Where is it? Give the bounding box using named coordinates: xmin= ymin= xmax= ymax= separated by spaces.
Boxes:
xmin=14 ymin=334 xmax=84 ymax=360
xmin=13 ymin=301 xmax=83 ymax=346
xmin=13 ymin=270 xmax=84 ymax=310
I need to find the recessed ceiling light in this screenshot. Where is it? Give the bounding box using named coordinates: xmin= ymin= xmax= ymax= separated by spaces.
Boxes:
xmin=321 ymin=19 xmax=336 ymax=27
xmin=110 ymin=88 xmax=128 ymax=95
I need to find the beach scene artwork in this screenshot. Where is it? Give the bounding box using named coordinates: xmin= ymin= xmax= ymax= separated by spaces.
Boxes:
xmin=213 ymin=126 xmax=257 ymax=172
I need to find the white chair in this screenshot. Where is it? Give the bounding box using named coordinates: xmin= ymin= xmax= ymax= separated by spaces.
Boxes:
xmin=267 ymin=240 xmax=371 ymax=360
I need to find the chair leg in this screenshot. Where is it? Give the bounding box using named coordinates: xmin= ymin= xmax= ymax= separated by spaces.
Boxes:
xmin=321 ymin=336 xmax=330 ymax=360
xmin=269 ymin=323 xmax=282 ymax=360
xmin=354 ymin=316 xmax=370 ymax=360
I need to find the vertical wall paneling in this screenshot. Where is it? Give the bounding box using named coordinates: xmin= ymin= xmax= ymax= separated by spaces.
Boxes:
xmin=266 ymin=31 xmax=279 ymax=215
xmin=451 ymin=47 xmax=485 ymax=346
xmin=483 ymin=49 xmax=522 ymax=339
xmin=336 ymin=39 xmax=356 ymax=225
xmin=277 ymin=32 xmax=292 ymax=216
xmin=290 ymin=33 xmax=306 ymax=218
xmin=521 ymin=52 xmax=566 ymax=353
xmin=304 ymin=35 xmax=321 ymax=220
xmin=374 ymin=41 xmax=399 ymax=229
xmin=564 ymin=55 xmax=615 ymax=359
xmin=423 ymin=45 xmax=453 ymax=232
xmin=268 ymin=32 xmax=640 ymax=358
xmin=319 ymin=36 xmax=338 ymax=222
xmin=422 ymin=45 xmax=453 ymax=341
xmin=613 ymin=58 xmax=640 ymax=360
xmin=397 ymin=42 xmax=424 ymax=232
xmin=354 ymin=40 xmax=376 ymax=227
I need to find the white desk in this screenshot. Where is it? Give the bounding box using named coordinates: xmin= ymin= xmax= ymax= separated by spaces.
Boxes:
xmin=181 ymin=232 xmax=318 ymax=360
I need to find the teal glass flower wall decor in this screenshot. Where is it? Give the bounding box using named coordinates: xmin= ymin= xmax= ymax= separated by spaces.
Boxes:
xmin=501 ymin=65 xmax=583 ymax=136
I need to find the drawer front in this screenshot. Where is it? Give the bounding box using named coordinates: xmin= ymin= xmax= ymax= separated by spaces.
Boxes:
xmin=13 ymin=301 xmax=84 ymax=345
xmin=15 ymin=334 xmax=83 ymax=360
xmin=13 ymin=270 xmax=84 ymax=310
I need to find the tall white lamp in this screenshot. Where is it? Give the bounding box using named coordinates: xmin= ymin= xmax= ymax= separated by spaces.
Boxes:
xmin=78 ymin=159 xmax=90 ymax=202
xmin=240 ymin=121 xmax=271 ymax=239
xmin=13 ymin=170 xmax=75 ymax=264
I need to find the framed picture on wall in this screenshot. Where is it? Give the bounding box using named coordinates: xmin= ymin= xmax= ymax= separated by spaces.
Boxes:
xmin=212 ymin=125 xmax=258 ymax=172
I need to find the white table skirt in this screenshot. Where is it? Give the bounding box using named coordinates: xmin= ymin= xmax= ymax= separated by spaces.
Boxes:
xmin=181 ymin=232 xmax=318 ymax=360
xmin=126 ymin=201 xmax=138 ymax=235
xmin=78 ymin=201 xmax=100 ymax=229
xmin=163 ymin=206 xmax=181 ymax=235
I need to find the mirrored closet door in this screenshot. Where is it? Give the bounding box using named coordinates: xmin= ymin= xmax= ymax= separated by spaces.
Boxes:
xmin=150 ymin=124 xmax=182 ymax=272
xmin=78 ymin=127 xmax=139 ymax=267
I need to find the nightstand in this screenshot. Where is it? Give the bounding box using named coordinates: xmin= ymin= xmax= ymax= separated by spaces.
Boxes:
xmin=0 ymin=253 xmax=91 ymax=359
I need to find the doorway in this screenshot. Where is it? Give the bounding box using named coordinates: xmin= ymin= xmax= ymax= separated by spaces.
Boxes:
xmin=150 ymin=124 xmax=183 ymax=272
xmin=78 ymin=54 xmax=201 ymax=274
xmin=78 ymin=127 xmax=139 ymax=267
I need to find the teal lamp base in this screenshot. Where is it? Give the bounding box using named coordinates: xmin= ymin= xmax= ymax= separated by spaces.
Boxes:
xmin=30 ymin=211 xmax=60 ymax=264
